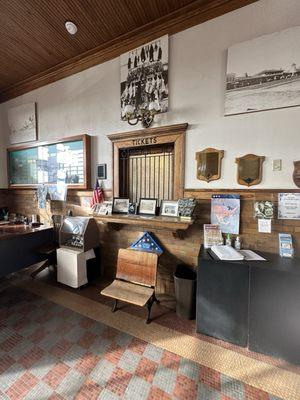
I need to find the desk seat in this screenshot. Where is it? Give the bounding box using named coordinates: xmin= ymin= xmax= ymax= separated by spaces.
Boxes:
xmin=100 ymin=249 xmax=159 ymax=323
xmin=102 ymin=280 xmax=154 ymax=307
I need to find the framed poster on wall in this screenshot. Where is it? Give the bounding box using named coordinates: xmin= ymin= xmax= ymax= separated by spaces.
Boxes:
xmin=7 ymin=134 xmax=91 ymax=189
xmin=7 ymin=103 xmax=37 ymax=144
xmin=278 ymin=193 xmax=300 ymax=220
xmin=225 ymin=26 xmax=300 ymax=115
xmin=120 ymin=35 xmax=169 ymax=120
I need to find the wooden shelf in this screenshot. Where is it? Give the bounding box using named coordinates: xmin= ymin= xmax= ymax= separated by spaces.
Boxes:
xmin=94 ymin=214 xmax=194 ymax=239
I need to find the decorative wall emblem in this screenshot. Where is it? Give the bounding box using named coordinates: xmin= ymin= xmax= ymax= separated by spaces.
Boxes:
xmin=293 ymin=160 xmax=300 ymax=188
xmin=196 ymin=148 xmax=224 ymax=182
xmin=235 ymin=154 xmax=265 ymax=186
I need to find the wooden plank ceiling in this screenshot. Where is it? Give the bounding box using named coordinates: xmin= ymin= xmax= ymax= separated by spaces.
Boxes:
xmin=0 ymin=0 xmax=257 ymax=102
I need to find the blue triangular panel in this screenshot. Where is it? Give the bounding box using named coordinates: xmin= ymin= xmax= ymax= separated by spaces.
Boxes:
xmin=130 ymin=231 xmax=163 ymax=255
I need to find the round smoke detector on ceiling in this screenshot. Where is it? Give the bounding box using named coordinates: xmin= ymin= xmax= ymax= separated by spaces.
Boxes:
xmin=65 ymin=21 xmax=77 ymax=35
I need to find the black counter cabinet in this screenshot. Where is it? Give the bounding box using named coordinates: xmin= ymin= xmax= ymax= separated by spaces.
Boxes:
xmin=197 ymin=246 xmax=300 ymax=365
xmin=196 ymin=247 xmax=249 ymax=347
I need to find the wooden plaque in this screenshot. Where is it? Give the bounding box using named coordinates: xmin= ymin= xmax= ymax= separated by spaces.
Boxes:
xmin=196 ymin=148 xmax=224 ymax=182
xmin=235 ymin=154 xmax=265 ymax=187
xmin=293 ymin=160 xmax=300 ymax=188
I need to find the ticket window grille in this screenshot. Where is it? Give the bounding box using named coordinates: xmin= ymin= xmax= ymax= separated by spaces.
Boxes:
xmin=119 ymin=144 xmax=174 ymax=204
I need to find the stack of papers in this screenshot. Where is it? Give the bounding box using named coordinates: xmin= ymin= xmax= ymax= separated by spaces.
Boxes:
xmin=239 ymin=250 xmax=266 ymax=261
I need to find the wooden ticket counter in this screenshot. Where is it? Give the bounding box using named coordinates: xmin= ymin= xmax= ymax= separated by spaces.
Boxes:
xmin=0 ymin=224 xmax=53 ymax=278
xmin=197 ymin=246 xmax=300 ymax=365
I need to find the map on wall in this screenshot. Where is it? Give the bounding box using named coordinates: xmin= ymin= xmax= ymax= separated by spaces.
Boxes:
xmin=211 ymin=195 xmax=240 ymax=234
xmin=225 ymin=26 xmax=300 ymax=115
xmin=8 ymin=140 xmax=84 ymax=186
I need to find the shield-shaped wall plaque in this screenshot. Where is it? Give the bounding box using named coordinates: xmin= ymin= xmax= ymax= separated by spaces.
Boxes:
xmin=293 ymin=161 xmax=300 ymax=188
xmin=195 ymin=148 xmax=224 ymax=182
xmin=235 ymin=154 xmax=265 ymax=186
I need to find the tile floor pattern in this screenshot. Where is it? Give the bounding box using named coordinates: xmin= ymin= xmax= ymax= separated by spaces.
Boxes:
xmin=0 ymin=288 xmax=283 ymax=400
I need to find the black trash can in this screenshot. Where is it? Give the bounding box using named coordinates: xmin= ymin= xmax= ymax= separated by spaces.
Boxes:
xmin=174 ymin=264 xmax=197 ymax=320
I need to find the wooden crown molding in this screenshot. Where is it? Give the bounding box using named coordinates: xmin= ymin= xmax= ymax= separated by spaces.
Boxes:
xmin=107 ymin=123 xmax=188 ymax=142
xmin=0 ymin=0 xmax=257 ymax=103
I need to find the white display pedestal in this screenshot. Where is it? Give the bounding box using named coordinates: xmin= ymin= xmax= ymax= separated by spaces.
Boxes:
xmin=57 ymin=247 xmax=93 ymax=288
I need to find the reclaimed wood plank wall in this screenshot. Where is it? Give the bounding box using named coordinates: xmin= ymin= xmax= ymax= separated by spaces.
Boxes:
xmin=1 ymin=187 xmax=299 ymax=295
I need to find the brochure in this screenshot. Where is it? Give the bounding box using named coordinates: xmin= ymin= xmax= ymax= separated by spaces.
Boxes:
xmin=279 ymin=233 xmax=294 ymax=258
xmin=203 ymin=224 xmax=223 ymax=248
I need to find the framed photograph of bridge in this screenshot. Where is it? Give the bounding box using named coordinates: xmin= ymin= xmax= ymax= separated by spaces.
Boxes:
xmin=225 ymin=26 xmax=300 ymax=115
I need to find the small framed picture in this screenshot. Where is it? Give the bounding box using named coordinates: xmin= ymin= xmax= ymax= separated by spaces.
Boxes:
xmin=128 ymin=203 xmax=137 ymax=215
xmin=92 ymin=203 xmax=101 ymax=213
xmin=97 ymin=201 xmax=113 ymax=215
xmin=160 ymin=200 xmax=179 ymax=217
xmin=113 ymin=198 xmax=130 ymax=214
xmin=97 ymin=164 xmax=107 ymax=180
xmin=139 ymin=198 xmax=157 ymax=215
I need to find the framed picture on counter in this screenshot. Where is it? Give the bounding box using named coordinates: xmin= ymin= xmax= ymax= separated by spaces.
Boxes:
xmin=139 ymin=198 xmax=157 ymax=215
xmin=160 ymin=200 xmax=179 ymax=217
xmin=112 ymin=198 xmax=130 ymax=214
xmin=95 ymin=201 xmax=113 ymax=215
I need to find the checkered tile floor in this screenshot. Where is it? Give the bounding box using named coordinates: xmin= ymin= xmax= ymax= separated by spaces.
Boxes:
xmin=0 ymin=288 xmax=282 ymax=400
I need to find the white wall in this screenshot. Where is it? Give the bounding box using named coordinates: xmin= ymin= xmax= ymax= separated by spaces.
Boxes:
xmin=1 ymin=0 xmax=300 ymax=189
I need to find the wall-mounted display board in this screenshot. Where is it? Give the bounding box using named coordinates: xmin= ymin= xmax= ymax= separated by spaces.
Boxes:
xmin=7 ymin=134 xmax=91 ymax=189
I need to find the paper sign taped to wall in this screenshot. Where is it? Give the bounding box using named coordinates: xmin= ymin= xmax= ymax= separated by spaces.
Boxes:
xmin=258 ymin=218 xmax=272 ymax=233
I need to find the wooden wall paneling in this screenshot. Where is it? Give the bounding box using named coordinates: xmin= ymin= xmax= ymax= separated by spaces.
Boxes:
xmin=2 ymin=186 xmax=300 ymax=295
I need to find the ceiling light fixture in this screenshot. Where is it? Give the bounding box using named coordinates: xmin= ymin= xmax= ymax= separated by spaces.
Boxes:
xmin=65 ymin=21 xmax=78 ymax=35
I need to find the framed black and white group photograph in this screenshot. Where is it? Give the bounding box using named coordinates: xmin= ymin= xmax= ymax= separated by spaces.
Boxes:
xmin=225 ymin=25 xmax=300 ymax=115
xmin=120 ymin=35 xmax=169 ymax=120
xmin=112 ymin=198 xmax=130 ymax=214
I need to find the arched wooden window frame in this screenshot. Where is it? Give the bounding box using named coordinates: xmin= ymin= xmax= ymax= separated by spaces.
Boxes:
xmin=107 ymin=123 xmax=187 ymax=200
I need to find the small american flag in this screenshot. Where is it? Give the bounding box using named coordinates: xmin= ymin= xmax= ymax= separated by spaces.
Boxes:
xmin=91 ymin=179 xmax=104 ymax=209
